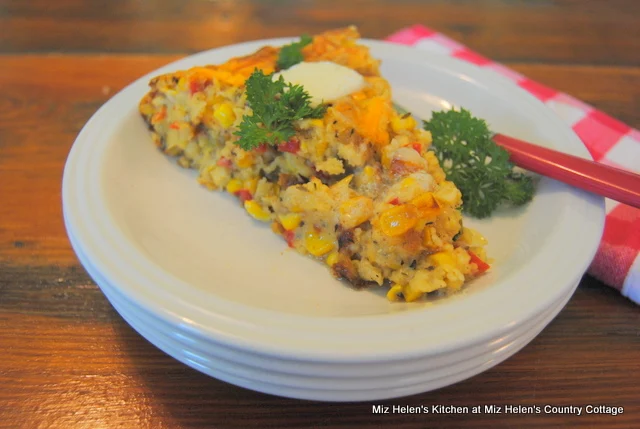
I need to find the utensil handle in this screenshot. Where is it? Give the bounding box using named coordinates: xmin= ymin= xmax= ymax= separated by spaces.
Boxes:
xmin=493 ymin=133 xmax=640 ymax=208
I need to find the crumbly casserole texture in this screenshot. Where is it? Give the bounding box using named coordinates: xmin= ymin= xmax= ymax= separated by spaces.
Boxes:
xmin=139 ymin=26 xmax=489 ymax=302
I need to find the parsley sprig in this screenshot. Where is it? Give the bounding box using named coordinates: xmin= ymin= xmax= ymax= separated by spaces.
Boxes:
xmin=276 ymin=35 xmax=312 ymax=70
xmin=424 ymin=108 xmax=535 ymax=218
xmin=234 ymin=69 xmax=326 ymax=151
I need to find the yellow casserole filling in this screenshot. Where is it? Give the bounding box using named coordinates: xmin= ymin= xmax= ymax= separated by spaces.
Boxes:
xmin=139 ymin=26 xmax=489 ymax=302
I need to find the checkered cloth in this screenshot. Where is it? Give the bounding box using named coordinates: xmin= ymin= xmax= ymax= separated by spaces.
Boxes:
xmin=387 ymin=25 xmax=640 ymax=304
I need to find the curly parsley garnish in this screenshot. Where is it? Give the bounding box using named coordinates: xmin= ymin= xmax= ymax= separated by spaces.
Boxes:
xmin=233 ymin=69 xmax=326 ymax=151
xmin=276 ymin=35 xmax=312 ymax=70
xmin=424 ymin=108 xmax=535 ymax=218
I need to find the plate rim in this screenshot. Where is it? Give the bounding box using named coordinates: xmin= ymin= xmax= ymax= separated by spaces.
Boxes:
xmin=62 ymin=38 xmax=605 ymax=361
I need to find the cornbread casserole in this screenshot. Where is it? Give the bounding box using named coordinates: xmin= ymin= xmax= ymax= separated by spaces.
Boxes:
xmin=139 ymin=27 xmax=489 ymax=302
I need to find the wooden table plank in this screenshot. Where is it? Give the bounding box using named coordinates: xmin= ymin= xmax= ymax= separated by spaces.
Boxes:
xmin=1 ymin=0 xmax=639 ymax=66
xmin=1 ymin=266 xmax=638 ymax=428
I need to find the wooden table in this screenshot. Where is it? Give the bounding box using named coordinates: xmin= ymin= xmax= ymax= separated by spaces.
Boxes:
xmin=1 ymin=1 xmax=639 ymax=427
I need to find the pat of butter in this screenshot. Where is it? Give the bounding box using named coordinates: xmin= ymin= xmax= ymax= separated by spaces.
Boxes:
xmin=274 ymin=61 xmax=365 ymax=107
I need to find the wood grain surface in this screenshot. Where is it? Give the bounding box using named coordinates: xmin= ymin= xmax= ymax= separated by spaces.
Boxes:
xmin=1 ymin=1 xmax=639 ymax=428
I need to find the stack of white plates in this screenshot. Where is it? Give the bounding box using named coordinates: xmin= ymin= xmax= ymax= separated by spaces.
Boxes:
xmin=63 ymin=40 xmax=604 ymax=401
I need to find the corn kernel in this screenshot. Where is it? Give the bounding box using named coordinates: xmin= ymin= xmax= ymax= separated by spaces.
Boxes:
xmin=381 ymin=150 xmax=391 ymax=169
xmin=386 ymin=284 xmax=403 ymax=301
xmin=429 ymin=251 xmax=456 ymax=267
xmin=244 ymin=178 xmax=259 ymax=194
xmin=225 ymin=179 xmax=243 ymax=194
xmin=244 ymin=200 xmax=271 ymax=222
xmin=378 ymin=204 xmax=418 ymax=237
xmin=326 ymin=251 xmax=340 ymax=267
xmin=315 ymin=140 xmax=329 ymax=157
xmin=363 ymin=166 xmax=375 ymax=178
xmin=391 ymin=114 xmax=417 ymax=133
xmin=417 ymin=206 xmax=441 ymax=220
xmin=339 ymin=196 xmax=374 ymax=229
xmin=304 ymin=231 xmax=335 ymax=256
xmin=351 ymin=91 xmax=367 ymax=101
xmin=403 ymin=286 xmax=423 ymax=302
xmin=422 ymin=228 xmax=433 ymax=247
xmin=271 ymin=222 xmax=283 ymax=234
xmin=411 ymin=192 xmax=436 ymax=208
xmin=236 ymin=152 xmax=254 ymax=168
xmin=310 ymin=119 xmax=324 ymax=128
xmin=279 ymin=213 xmax=302 ymax=231
xmin=400 ymin=176 xmax=416 ymax=189
xmin=176 ymin=76 xmax=188 ymax=91
xmin=213 ymin=103 xmax=236 ymax=128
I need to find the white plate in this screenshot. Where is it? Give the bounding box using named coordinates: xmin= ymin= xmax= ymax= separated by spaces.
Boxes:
xmin=65 ymin=213 xmax=579 ymax=401
xmin=63 ymin=39 xmax=604 ymax=397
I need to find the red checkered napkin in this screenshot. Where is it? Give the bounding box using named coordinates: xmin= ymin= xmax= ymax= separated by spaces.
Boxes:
xmin=386 ymin=26 xmax=640 ymax=304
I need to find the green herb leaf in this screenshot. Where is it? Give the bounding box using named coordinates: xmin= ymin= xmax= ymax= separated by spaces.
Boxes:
xmin=234 ymin=69 xmax=326 ymax=151
xmin=424 ymin=108 xmax=535 ymax=218
xmin=276 ymin=35 xmax=313 ymax=70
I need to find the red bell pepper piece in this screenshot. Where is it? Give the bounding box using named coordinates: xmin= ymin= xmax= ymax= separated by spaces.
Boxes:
xmin=254 ymin=143 xmax=268 ymax=154
xmin=284 ymin=230 xmax=296 ymax=248
xmin=216 ymin=157 xmax=232 ymax=168
xmin=234 ymin=189 xmax=253 ymax=203
xmin=277 ymin=138 xmax=300 ymax=154
xmin=468 ymin=250 xmax=490 ymax=273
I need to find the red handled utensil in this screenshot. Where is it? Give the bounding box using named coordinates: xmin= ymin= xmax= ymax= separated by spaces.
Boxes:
xmin=492 ymin=133 xmax=640 ymax=208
